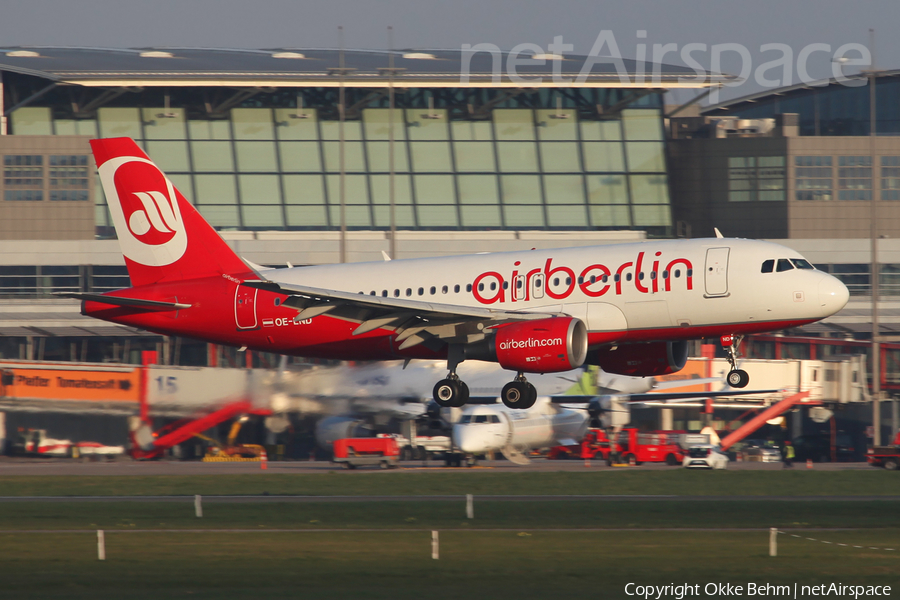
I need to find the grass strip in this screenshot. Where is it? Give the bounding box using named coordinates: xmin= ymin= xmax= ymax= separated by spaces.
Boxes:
xmin=1 ymin=500 xmax=898 ymax=531
xmin=1 ymin=530 xmax=897 ymax=600
xmin=2 ymin=469 xmax=899 ymax=497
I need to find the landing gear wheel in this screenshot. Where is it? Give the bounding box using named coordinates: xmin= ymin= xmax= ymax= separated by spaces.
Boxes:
xmin=433 ymin=379 xmax=459 ymax=407
xmin=433 ymin=378 xmax=469 ymax=408
xmin=501 ymin=381 xmax=537 ymax=409
xmin=726 ymin=369 xmax=749 ymax=388
xmin=525 ymin=382 xmax=537 ymax=407
xmin=453 ymin=381 xmax=470 ymax=407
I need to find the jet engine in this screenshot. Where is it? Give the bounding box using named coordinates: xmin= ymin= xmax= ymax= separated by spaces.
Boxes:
xmin=590 ymin=340 xmax=689 ymax=377
xmin=470 ymin=316 xmax=587 ymax=373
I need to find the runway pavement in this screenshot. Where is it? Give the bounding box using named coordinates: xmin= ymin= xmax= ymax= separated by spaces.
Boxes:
xmin=0 ymin=456 xmax=875 ymax=476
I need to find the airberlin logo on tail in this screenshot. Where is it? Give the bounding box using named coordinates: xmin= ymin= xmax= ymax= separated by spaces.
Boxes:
xmin=128 ymin=191 xmax=179 ymax=239
xmin=98 ymin=156 xmax=187 ymax=267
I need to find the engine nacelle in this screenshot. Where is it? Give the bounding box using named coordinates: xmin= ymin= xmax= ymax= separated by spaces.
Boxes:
xmin=491 ymin=316 xmax=588 ymax=373
xmin=591 ymin=340 xmax=689 ymax=377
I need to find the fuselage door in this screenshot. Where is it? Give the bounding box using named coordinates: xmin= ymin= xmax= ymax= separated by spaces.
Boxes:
xmin=704 ymin=247 xmax=730 ymax=297
xmin=513 ymin=275 xmax=526 ymax=301
xmin=235 ymin=286 xmax=258 ymax=330
xmin=531 ymin=273 xmax=545 ymax=300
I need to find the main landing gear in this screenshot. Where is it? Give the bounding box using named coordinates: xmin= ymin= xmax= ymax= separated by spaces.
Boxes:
xmin=501 ymin=373 xmax=537 ymax=410
xmin=433 ymin=374 xmax=469 ymax=408
xmin=431 ymin=351 xmax=537 ymax=410
xmin=721 ymin=334 xmax=749 ymax=388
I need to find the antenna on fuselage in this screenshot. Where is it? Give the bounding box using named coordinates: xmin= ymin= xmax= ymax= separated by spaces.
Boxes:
xmin=713 ymin=228 xmax=724 ymax=239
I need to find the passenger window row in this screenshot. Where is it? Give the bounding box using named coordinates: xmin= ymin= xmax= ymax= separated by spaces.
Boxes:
xmin=760 ymin=258 xmax=815 ymax=273
xmin=353 ymin=269 xmax=694 ymax=298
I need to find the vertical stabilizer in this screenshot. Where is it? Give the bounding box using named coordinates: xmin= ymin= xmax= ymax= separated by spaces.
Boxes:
xmin=91 ymin=137 xmax=250 ymax=287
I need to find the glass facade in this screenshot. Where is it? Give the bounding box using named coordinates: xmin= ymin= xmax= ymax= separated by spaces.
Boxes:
xmin=8 ymin=90 xmax=672 ymax=236
xmin=728 ymin=156 xmax=785 ymax=202
xmin=712 ymin=76 xmax=900 ymax=137
xmin=837 ymin=156 xmax=872 ymax=201
xmin=882 ymin=156 xmax=900 ymax=200
xmin=795 ymin=156 xmax=833 ymax=201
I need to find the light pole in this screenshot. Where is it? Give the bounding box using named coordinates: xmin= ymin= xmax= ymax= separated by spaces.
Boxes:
xmin=338 ymin=26 xmax=347 ymax=264
xmin=868 ymin=28 xmax=881 ymax=446
xmin=388 ymin=27 xmax=396 ymax=259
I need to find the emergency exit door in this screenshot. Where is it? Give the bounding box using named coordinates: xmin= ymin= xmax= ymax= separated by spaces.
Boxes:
xmin=704 ymin=247 xmax=730 ymax=297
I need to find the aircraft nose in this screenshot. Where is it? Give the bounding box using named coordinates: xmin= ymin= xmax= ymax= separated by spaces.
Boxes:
xmin=452 ymin=425 xmax=485 ymax=454
xmin=819 ymin=274 xmax=849 ymax=315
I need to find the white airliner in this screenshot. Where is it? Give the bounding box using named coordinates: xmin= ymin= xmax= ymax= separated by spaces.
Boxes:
xmin=451 ymin=375 xmax=772 ymax=463
xmin=70 ymin=137 xmax=850 ymax=411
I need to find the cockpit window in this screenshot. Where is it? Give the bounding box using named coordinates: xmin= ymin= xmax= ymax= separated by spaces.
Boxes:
xmin=776 ymin=259 xmax=794 ymax=272
xmin=490 ymin=415 xmax=501 ymax=423
xmin=790 ymin=258 xmax=814 ymax=270
xmin=474 ymin=415 xmax=488 ymax=424
xmin=761 ymin=259 xmax=774 ymax=273
xmin=460 ymin=415 xmax=472 ymax=424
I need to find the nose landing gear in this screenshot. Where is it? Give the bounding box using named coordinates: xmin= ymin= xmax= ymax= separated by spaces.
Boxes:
xmin=722 ymin=334 xmax=749 ymax=388
xmin=501 ymin=372 xmax=537 ymax=409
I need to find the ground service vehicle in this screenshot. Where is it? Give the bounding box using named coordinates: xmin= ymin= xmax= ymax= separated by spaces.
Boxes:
xmin=12 ymin=429 xmax=73 ymax=457
xmin=683 ymin=445 xmax=729 ymax=469
xmin=739 ymin=439 xmax=782 ymax=463
xmin=867 ymin=431 xmax=900 ymax=470
xmin=379 ymin=433 xmax=452 ymax=461
xmin=11 ymin=429 xmax=124 ymax=458
xmin=547 ymin=428 xmax=612 ymax=461
xmin=333 ymin=437 xmax=400 ymax=469
xmin=548 ymin=428 xmax=684 ymax=466
xmin=615 ymin=428 xmax=685 ymax=466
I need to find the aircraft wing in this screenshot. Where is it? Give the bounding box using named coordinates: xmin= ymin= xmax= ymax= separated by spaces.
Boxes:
xmin=242 ymin=279 xmax=558 ymax=350
xmin=552 ymin=389 xmax=780 ymax=405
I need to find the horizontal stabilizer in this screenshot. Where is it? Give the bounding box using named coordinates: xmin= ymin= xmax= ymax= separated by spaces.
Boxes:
xmin=54 ymin=292 xmax=191 ymax=310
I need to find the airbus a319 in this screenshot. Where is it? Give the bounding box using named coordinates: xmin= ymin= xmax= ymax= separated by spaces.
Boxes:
xmin=67 ymin=138 xmax=849 ymax=410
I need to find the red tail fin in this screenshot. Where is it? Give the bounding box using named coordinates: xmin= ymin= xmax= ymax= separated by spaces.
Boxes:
xmin=91 ymin=137 xmax=250 ymax=287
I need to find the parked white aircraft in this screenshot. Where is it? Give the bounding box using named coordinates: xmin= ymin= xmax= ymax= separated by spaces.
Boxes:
xmin=73 ymin=138 xmax=849 ymax=411
xmin=451 ymin=382 xmax=776 ymax=464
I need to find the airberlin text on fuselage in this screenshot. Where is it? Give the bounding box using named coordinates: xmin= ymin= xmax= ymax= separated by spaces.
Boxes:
xmin=472 ymin=251 xmax=693 ymax=305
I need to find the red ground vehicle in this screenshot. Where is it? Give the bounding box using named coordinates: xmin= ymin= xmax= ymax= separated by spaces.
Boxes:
xmin=548 ymin=429 xmax=612 ymax=461
xmin=332 ymin=437 xmax=400 ymax=470
xmin=867 ymin=430 xmax=900 ymax=470
xmin=549 ymin=428 xmax=684 ymax=466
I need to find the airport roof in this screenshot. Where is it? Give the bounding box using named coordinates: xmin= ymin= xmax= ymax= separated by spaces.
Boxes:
xmin=703 ymin=69 xmax=900 ymax=114
xmin=0 ymin=46 xmax=730 ymax=89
